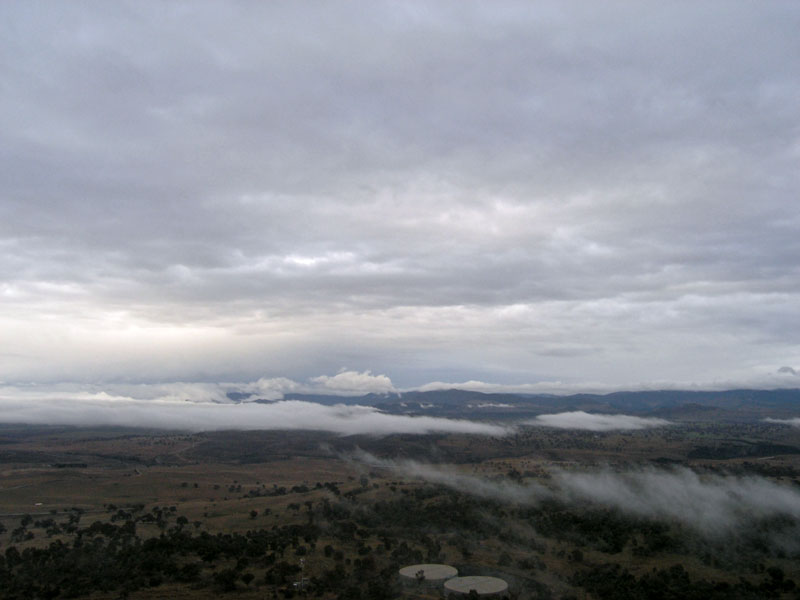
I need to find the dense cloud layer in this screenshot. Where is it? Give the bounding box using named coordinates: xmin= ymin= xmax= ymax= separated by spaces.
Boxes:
xmin=528 ymin=411 xmax=671 ymax=431
xmin=0 ymin=393 xmax=508 ymax=437
xmin=1 ymin=3 xmax=799 ymax=388
xmin=353 ymin=452 xmax=800 ymax=536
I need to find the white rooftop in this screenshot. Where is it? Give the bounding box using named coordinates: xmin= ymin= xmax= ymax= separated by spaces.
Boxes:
xmin=444 ymin=575 xmax=508 ymax=595
xmin=399 ymin=563 xmax=458 ymax=581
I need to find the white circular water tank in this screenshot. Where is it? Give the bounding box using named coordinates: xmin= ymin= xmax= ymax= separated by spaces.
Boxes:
xmin=399 ymin=563 xmax=458 ymax=582
xmin=444 ymin=575 xmax=508 ymax=596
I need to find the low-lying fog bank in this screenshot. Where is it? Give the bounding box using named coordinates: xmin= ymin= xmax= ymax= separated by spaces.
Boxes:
xmin=0 ymin=394 xmax=509 ymax=437
xmin=351 ymin=450 xmax=800 ymax=539
xmin=526 ymin=411 xmax=671 ymax=431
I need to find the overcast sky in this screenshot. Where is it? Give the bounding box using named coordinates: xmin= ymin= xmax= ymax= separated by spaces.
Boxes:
xmin=2 ymin=2 xmax=799 ymax=396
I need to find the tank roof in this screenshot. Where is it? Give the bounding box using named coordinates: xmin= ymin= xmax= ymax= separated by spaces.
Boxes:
xmin=398 ymin=563 xmax=458 ymax=581
xmin=444 ymin=575 xmax=508 ymax=595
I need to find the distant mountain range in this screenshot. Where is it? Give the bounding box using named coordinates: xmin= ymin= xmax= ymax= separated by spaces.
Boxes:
xmin=230 ymin=388 xmax=800 ymax=422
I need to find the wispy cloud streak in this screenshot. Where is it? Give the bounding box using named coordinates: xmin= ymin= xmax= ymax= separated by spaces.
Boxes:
xmin=348 ymin=449 xmax=550 ymax=503
xmin=556 ymin=468 xmax=800 ymax=535
xmin=764 ymin=417 xmax=800 ymax=428
xmin=527 ymin=411 xmax=671 ymax=431
xmin=349 ymin=452 xmax=800 ymax=536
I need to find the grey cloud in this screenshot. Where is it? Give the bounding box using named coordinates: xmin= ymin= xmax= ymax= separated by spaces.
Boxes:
xmin=1 ymin=3 xmax=799 ymax=387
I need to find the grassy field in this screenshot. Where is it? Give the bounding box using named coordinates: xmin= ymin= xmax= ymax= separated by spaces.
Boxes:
xmin=2 ymin=423 xmax=800 ymax=599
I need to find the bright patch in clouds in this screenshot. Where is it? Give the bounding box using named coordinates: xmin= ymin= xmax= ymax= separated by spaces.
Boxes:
xmin=310 ymin=370 xmax=395 ymax=395
xmin=528 ymin=411 xmax=671 ymax=431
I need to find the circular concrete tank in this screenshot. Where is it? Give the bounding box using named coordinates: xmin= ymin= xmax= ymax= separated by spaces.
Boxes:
xmin=444 ymin=575 xmax=508 ymax=596
xmin=399 ymin=563 xmax=458 ymax=583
